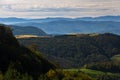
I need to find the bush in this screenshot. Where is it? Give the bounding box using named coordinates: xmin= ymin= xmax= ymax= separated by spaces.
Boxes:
xmin=4 ymin=68 xmax=33 ymax=80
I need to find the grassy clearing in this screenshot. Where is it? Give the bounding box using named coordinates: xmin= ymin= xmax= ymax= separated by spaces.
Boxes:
xmin=16 ymin=35 xmax=39 ymax=38
xmin=111 ymin=54 xmax=120 ymax=62
xmin=63 ymin=69 xmax=80 ymax=72
xmin=63 ymin=68 xmax=120 ymax=76
xmin=62 ymin=68 xmax=120 ymax=80
xmin=63 ymin=69 xmax=104 ymax=75
xmin=80 ymin=69 xmax=104 ymax=75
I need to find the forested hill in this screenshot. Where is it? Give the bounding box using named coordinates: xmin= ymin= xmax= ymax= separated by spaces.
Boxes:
xmin=0 ymin=24 xmax=55 ymax=79
xmin=18 ymin=33 xmax=120 ymax=68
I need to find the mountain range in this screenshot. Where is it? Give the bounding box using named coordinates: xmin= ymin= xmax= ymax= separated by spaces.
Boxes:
xmin=0 ymin=16 xmax=120 ymax=35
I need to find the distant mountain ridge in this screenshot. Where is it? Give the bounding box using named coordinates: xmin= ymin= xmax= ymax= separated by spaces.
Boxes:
xmin=1 ymin=16 xmax=120 ymax=22
xmin=14 ymin=20 xmax=120 ymax=35
xmin=0 ymin=16 xmax=120 ymax=35
xmin=76 ymin=16 xmax=120 ymax=22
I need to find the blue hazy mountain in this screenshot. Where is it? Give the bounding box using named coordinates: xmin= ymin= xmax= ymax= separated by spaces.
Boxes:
xmin=1 ymin=16 xmax=120 ymax=23
xmin=9 ymin=25 xmax=47 ymax=36
xmin=0 ymin=17 xmax=28 ymax=24
xmin=0 ymin=17 xmax=73 ymax=24
xmin=0 ymin=16 xmax=120 ymax=34
xmin=14 ymin=20 xmax=120 ymax=34
xmin=76 ymin=16 xmax=120 ymax=22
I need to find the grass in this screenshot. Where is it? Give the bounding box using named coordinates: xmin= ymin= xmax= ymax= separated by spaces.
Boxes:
xmin=63 ymin=68 xmax=120 ymax=76
xmin=63 ymin=69 xmax=80 ymax=72
xmin=64 ymin=68 xmax=104 ymax=75
xmin=111 ymin=54 xmax=120 ymax=62
xmin=16 ymin=35 xmax=39 ymax=38
xmin=62 ymin=68 xmax=120 ymax=80
xmin=80 ymin=69 xmax=104 ymax=75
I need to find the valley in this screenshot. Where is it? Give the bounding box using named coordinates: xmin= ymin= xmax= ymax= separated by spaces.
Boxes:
xmin=18 ymin=33 xmax=120 ymax=68
xmin=0 ymin=0 xmax=120 ymax=79
xmin=17 ymin=33 xmax=120 ymax=80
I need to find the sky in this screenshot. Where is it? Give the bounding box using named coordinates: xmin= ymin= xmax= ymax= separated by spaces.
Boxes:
xmin=0 ymin=0 xmax=120 ymax=18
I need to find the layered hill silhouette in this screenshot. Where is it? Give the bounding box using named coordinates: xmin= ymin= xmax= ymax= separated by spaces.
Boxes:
xmin=18 ymin=33 xmax=120 ymax=68
xmin=9 ymin=25 xmax=47 ymax=36
xmin=16 ymin=20 xmax=120 ymax=34
xmin=0 ymin=24 xmax=55 ymax=79
xmin=1 ymin=16 xmax=120 ymax=35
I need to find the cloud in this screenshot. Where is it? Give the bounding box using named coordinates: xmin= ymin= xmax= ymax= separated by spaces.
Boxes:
xmin=0 ymin=3 xmax=111 ymax=12
xmin=0 ymin=0 xmax=119 ymax=18
xmin=13 ymin=8 xmax=110 ymax=12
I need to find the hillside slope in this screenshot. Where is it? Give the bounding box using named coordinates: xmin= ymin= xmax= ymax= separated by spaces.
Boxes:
xmin=18 ymin=33 xmax=120 ymax=68
xmin=0 ymin=24 xmax=55 ymax=79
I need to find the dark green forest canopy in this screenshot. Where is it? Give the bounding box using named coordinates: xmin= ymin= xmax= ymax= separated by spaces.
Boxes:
xmin=0 ymin=24 xmax=120 ymax=80
xmin=18 ymin=33 xmax=120 ymax=68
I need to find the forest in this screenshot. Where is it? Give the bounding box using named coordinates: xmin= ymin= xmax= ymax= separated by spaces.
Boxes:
xmin=0 ymin=24 xmax=120 ymax=80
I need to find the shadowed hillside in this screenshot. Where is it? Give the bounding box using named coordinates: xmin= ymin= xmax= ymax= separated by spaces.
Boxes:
xmin=0 ymin=24 xmax=55 ymax=79
xmin=18 ymin=33 xmax=120 ymax=68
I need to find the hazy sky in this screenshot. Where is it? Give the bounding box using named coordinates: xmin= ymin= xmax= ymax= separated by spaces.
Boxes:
xmin=0 ymin=0 xmax=120 ymax=18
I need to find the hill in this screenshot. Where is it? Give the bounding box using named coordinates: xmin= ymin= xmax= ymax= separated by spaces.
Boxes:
xmin=0 ymin=24 xmax=55 ymax=79
xmin=9 ymin=25 xmax=47 ymax=36
xmin=18 ymin=33 xmax=120 ymax=68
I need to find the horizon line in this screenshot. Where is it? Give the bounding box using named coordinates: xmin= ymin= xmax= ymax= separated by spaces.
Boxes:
xmin=0 ymin=15 xmax=120 ymax=19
